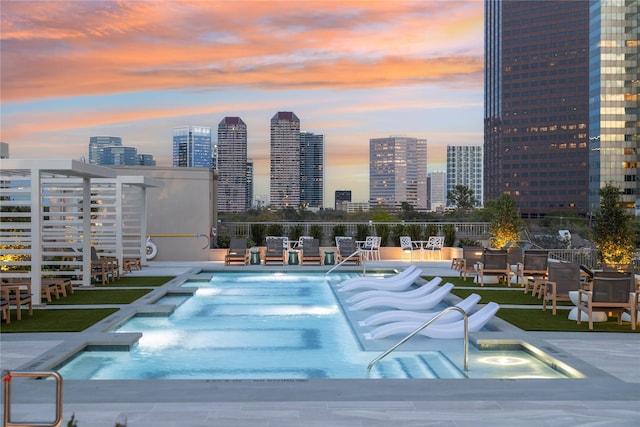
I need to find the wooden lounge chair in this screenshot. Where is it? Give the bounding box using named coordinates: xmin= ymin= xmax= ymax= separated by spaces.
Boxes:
xmin=301 ymin=238 xmax=322 ymax=265
xmin=0 ymin=281 xmax=33 ymax=321
xmin=518 ymin=249 xmax=549 ymax=291
xmin=537 ymin=261 xmax=581 ymax=315
xmin=264 ymin=237 xmax=286 ymax=265
xmin=91 ymin=246 xmax=117 ymax=284
xmin=337 ymin=237 xmax=361 ymax=265
xmin=225 ymin=238 xmax=249 ymax=265
xmin=577 ymin=273 xmax=636 ymax=330
xmin=475 ymin=249 xmax=511 ymax=286
xmin=455 ymin=246 xmax=483 ymax=281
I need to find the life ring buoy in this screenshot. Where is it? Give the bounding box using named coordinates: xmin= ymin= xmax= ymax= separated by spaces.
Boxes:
xmin=146 ymin=241 xmax=158 ymax=260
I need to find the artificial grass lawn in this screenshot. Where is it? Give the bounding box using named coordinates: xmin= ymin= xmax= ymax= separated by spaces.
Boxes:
xmin=451 ymin=288 xmax=572 ymax=306
xmin=498 ymin=308 xmax=638 ymax=333
xmin=0 ymin=308 xmax=118 ymax=333
xmin=94 ymin=276 xmax=175 ymax=287
xmin=47 ymin=289 xmax=152 ymax=305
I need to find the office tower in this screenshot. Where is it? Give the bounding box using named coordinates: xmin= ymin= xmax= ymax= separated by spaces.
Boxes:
xmin=172 ymin=126 xmax=212 ymax=168
xmin=300 ymin=131 xmax=324 ymax=208
xmin=428 ymin=171 xmax=446 ymax=211
xmin=217 ymin=117 xmax=248 ymax=212
xmin=369 ymin=136 xmax=427 ymax=210
xmin=588 ymin=0 xmax=639 ymax=214
xmin=137 ymin=154 xmax=156 ymax=166
xmin=246 ymin=161 xmax=254 ymax=209
xmin=484 ymin=0 xmax=590 ymax=217
xmin=270 ymin=112 xmax=300 ymax=209
xmin=446 ymin=145 xmax=484 ymax=207
xmin=101 ymin=146 xmax=138 ymax=166
xmin=89 ymin=136 xmax=122 ymax=165
xmin=335 ymin=190 xmax=352 ymax=211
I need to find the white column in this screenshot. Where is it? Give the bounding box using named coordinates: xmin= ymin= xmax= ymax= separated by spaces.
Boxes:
xmin=30 ymin=167 xmax=42 ymax=305
xmin=81 ymin=177 xmax=92 ymax=287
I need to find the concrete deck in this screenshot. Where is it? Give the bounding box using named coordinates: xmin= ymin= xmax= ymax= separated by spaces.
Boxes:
xmin=1 ymin=260 xmax=639 ymax=426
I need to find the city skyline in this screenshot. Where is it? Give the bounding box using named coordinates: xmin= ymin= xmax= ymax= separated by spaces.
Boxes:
xmin=0 ymin=0 xmax=484 ymax=206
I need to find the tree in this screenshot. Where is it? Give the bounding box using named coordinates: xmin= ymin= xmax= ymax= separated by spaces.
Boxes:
xmin=487 ymin=193 xmax=523 ymax=249
xmin=447 ymin=185 xmax=477 ymax=211
xmin=593 ymin=184 xmax=635 ymax=265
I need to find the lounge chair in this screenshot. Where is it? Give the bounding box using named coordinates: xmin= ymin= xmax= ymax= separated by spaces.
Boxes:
xmin=339 ymin=267 xmax=422 ymax=292
xmin=346 ymin=277 xmax=442 ymax=304
xmin=301 ymin=238 xmax=322 ymax=265
xmin=536 ymin=261 xmax=580 ymax=314
xmin=577 ymin=273 xmax=637 ymax=330
xmin=475 ymin=249 xmax=511 ymax=286
xmin=225 ymin=238 xmax=250 ymax=265
xmin=359 ymin=293 xmax=482 ymax=327
xmin=336 ymin=237 xmax=361 ymax=265
xmin=363 ymin=302 xmax=499 ymax=339
xmin=518 ymin=249 xmax=549 ymax=290
xmin=91 ymin=246 xmax=115 ymax=284
xmin=338 ymin=265 xmax=416 ymax=288
xmin=454 ymin=246 xmax=483 ymax=281
xmin=0 ymin=281 xmax=33 ymax=321
xmin=264 ymin=237 xmax=286 ymax=265
xmin=349 ymin=282 xmax=454 ymax=311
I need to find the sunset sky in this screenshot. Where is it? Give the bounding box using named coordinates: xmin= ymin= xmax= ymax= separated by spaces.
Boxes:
xmin=0 ymin=0 xmax=484 ymax=206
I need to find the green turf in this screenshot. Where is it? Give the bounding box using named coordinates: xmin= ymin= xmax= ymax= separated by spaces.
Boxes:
xmin=450 ymin=288 xmax=572 ymax=306
xmin=497 ymin=308 xmax=639 ymax=333
xmin=94 ymin=276 xmax=175 ymax=287
xmin=0 ymin=308 xmax=118 ymax=333
xmin=47 ymin=289 xmax=152 ymax=305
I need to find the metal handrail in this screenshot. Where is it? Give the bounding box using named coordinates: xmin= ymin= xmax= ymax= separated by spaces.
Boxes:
xmin=325 ymin=250 xmax=364 ymax=275
xmin=3 ymin=370 xmax=64 ymax=427
xmin=367 ymin=306 xmax=469 ymax=374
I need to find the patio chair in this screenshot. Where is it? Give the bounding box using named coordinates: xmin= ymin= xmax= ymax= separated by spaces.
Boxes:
xmin=577 ymin=273 xmax=636 ymax=330
xmin=456 ymin=246 xmax=484 ymax=281
xmin=301 ymin=238 xmax=322 ymax=265
xmin=475 ymin=249 xmax=511 ymax=286
xmin=264 ymin=236 xmax=286 ymax=265
xmin=537 ymin=261 xmax=581 ymax=315
xmin=336 ymin=237 xmax=361 ymax=265
xmin=423 ymin=236 xmax=444 ymax=260
xmin=360 ymin=236 xmax=381 ymax=261
xmin=399 ymin=236 xmax=416 ymax=261
xmin=91 ymin=246 xmax=116 ymax=284
xmin=518 ymin=249 xmax=549 ymax=291
xmin=0 ymin=281 xmax=33 ymax=321
xmin=225 ymin=238 xmax=249 ymax=265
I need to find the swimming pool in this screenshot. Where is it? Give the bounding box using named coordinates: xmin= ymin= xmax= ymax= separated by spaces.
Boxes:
xmin=56 ymin=271 xmax=580 ymax=380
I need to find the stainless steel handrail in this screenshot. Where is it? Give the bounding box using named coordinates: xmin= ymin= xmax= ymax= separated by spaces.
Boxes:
xmin=325 ymin=250 xmax=364 ymax=275
xmin=3 ymin=370 xmax=64 ymax=427
xmin=367 ymin=306 xmax=469 ymax=374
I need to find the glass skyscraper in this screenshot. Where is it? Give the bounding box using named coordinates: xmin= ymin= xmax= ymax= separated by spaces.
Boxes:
xmin=89 ymin=136 xmax=122 ymax=165
xmin=369 ymin=136 xmax=428 ymax=210
xmin=446 ymin=145 xmax=484 ymax=208
xmin=300 ymin=131 xmax=324 ymax=209
xmin=270 ymin=112 xmax=301 ymax=209
xmin=588 ymin=0 xmax=639 ymax=214
xmin=484 ymin=0 xmax=590 ymax=217
xmin=172 ymin=126 xmax=212 ymax=168
xmin=217 ymin=117 xmax=248 ymax=212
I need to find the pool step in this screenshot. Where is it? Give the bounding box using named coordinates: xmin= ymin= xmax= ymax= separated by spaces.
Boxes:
xmin=374 ymin=353 xmax=465 ymax=379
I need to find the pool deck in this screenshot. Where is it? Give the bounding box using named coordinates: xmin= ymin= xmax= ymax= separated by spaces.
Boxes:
xmin=1 ymin=260 xmax=639 ymax=426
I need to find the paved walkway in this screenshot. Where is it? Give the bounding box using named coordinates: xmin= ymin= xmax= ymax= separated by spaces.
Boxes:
xmin=1 ymin=261 xmax=639 ymax=426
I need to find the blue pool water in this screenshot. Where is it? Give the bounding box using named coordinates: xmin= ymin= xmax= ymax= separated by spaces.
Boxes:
xmin=56 ymin=272 xmax=576 ymax=380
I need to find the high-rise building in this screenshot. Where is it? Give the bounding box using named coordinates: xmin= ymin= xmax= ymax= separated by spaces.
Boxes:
xmin=246 ymin=161 xmax=254 ymax=209
xmin=102 ymin=146 xmax=138 ymax=166
xmin=369 ymin=136 xmax=427 ymax=210
xmin=172 ymin=126 xmax=212 ymax=168
xmin=270 ymin=112 xmax=300 ymax=208
xmin=137 ymin=154 xmax=156 ymax=166
xmin=335 ymin=190 xmax=352 ymax=210
xmin=217 ymin=117 xmax=248 ymax=212
xmin=446 ymin=145 xmax=484 ymax=207
xmin=300 ymin=131 xmax=324 ymax=208
xmin=484 ymin=0 xmax=590 ymax=217
xmin=428 ymin=171 xmax=446 ymax=211
xmin=89 ymin=136 xmax=122 ymax=165
xmin=588 ymin=0 xmax=640 ymax=214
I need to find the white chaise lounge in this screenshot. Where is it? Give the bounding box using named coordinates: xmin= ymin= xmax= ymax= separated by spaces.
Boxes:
xmin=363 ymin=302 xmax=500 ymax=340
xmin=339 ymin=267 xmax=423 ymax=292
xmin=359 ymin=293 xmax=482 ymax=326
xmin=346 ymin=277 xmax=443 ymax=304
xmin=349 ymin=283 xmax=454 ymax=311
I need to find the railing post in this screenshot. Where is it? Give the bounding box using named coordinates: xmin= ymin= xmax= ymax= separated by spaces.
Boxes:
xmin=3 ymin=370 xmax=64 ymax=427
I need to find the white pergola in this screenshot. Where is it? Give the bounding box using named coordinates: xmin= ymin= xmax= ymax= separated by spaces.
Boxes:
xmin=0 ymin=159 xmax=161 ymax=304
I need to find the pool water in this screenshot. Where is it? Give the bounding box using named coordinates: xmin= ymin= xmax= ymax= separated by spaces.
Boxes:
xmin=56 ymin=272 xmax=575 ymax=380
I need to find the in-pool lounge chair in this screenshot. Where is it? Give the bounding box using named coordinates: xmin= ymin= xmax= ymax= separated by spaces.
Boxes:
xmin=339 ymin=267 xmax=422 ymax=292
xmin=264 ymin=237 xmax=286 ymax=265
xmin=225 ymin=238 xmax=249 ymax=265
xmin=363 ymin=301 xmax=499 ymax=339
xmin=346 ymin=277 xmax=442 ymax=304
xmin=301 ymin=238 xmax=322 ymax=265
xmin=359 ymin=293 xmax=481 ymax=327
xmin=349 ymin=282 xmax=453 ymax=311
